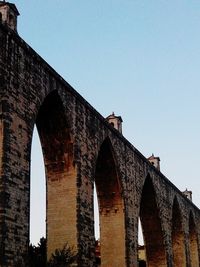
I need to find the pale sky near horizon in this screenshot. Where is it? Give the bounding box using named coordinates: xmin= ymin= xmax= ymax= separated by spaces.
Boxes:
xmin=14 ymin=1 xmax=200 ymax=245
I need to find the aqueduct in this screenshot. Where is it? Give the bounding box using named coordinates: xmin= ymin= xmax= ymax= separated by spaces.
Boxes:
xmin=0 ymin=2 xmax=200 ymax=267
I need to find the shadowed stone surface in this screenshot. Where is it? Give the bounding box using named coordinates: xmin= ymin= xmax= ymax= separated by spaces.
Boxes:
xmin=0 ymin=14 xmax=200 ymax=267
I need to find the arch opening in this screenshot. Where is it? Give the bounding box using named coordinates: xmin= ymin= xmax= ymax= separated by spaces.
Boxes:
xmin=189 ymin=212 xmax=199 ymax=267
xmin=138 ymin=218 xmax=146 ymax=267
xmin=94 ymin=184 xmax=100 ymax=266
xmin=172 ymin=197 xmax=186 ymax=266
xmin=30 ymin=127 xmax=46 ymax=246
xmin=94 ymin=138 xmax=126 ymax=267
xmin=139 ymin=176 xmax=166 ymax=267
xmin=33 ymin=90 xmax=77 ymax=259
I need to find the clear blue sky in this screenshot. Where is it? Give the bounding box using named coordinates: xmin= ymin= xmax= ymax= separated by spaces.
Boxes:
xmin=15 ymin=1 xmax=200 ymax=244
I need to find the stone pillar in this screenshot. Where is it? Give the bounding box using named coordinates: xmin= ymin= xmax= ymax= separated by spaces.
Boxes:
xmin=0 ymin=86 xmax=32 ymax=266
xmin=0 ymin=19 xmax=42 ymax=266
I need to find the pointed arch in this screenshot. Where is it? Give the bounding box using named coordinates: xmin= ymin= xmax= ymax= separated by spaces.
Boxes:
xmin=36 ymin=90 xmax=73 ymax=157
xmin=139 ymin=175 xmax=166 ymax=267
xmin=94 ymin=137 xmax=126 ymax=267
xmin=34 ymin=90 xmax=77 ymax=258
xmin=189 ymin=211 xmax=199 ymax=267
xmin=172 ymin=196 xmax=186 ymax=266
xmin=30 ymin=126 xmax=46 ymax=245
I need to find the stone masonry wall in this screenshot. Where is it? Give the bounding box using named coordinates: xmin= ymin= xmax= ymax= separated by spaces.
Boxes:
xmin=0 ymin=22 xmax=200 ymax=267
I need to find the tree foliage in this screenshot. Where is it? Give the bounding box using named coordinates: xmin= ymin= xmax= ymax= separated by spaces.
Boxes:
xmin=29 ymin=237 xmax=47 ymax=267
xmin=47 ymin=243 xmax=77 ymax=267
xmin=14 ymin=238 xmax=77 ymax=267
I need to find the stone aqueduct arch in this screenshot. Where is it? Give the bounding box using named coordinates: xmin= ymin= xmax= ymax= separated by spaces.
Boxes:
xmin=0 ymin=5 xmax=200 ymax=267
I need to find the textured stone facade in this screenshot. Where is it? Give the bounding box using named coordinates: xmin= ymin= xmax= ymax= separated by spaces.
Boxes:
xmin=0 ymin=17 xmax=200 ymax=267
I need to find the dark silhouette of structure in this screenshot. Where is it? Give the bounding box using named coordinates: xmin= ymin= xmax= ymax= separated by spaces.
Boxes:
xmin=0 ymin=2 xmax=200 ymax=267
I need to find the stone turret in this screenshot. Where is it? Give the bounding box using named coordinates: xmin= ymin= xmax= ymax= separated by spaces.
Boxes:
xmin=182 ymin=188 xmax=192 ymax=201
xmin=106 ymin=112 xmax=123 ymax=134
xmin=148 ymin=154 xmax=160 ymax=171
xmin=0 ymin=1 xmax=20 ymax=32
